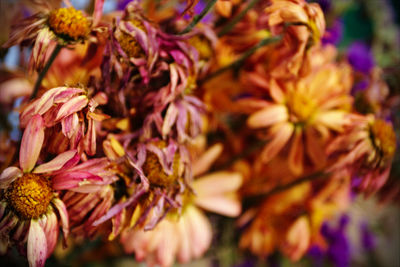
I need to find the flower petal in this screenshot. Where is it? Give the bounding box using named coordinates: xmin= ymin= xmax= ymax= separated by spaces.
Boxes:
xmin=261 ymin=122 xmax=294 ymax=162
xmin=52 ymin=171 xmax=103 ymax=191
xmin=194 ymin=171 xmax=242 ymax=196
xmin=55 ymin=95 xmax=88 ymax=121
xmin=28 ymin=220 xmax=48 ymax=267
xmin=192 ymin=143 xmax=223 ymax=177
xmin=288 ymin=127 xmax=304 ymax=176
xmin=247 ymin=104 xmax=288 ymax=129
xmin=52 ymin=198 xmax=69 ymax=247
xmin=0 ymin=167 xmax=22 ymax=189
xmin=33 ymin=150 xmax=78 ymax=174
xmin=20 ymin=114 xmax=45 ymax=173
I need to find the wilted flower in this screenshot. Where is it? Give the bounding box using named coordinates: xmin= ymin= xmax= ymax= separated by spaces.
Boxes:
xmin=0 ymin=114 xmax=116 ymax=267
xmin=2 ymin=0 xmax=104 ymax=71
xmin=327 ymin=114 xmax=396 ymax=195
xmin=120 ymin=143 xmax=243 ymax=267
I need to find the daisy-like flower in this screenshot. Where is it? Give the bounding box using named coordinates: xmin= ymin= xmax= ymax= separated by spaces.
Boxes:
xmin=2 ymin=0 xmax=104 ymax=71
xmin=0 ymin=114 xmax=116 ymax=267
xmin=327 ymin=114 xmax=396 ymax=195
xmin=120 ymin=143 xmax=243 ymax=267
xmin=241 ymin=61 xmax=353 ymax=175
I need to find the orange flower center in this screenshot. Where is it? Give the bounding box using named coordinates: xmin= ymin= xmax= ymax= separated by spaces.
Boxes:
xmin=5 ymin=173 xmax=53 ymax=219
xmin=286 ymin=91 xmax=316 ymax=124
xmin=370 ymin=119 xmax=396 ymax=160
xmin=142 ymin=142 xmax=181 ymax=187
xmin=117 ymin=20 xmax=145 ymax=58
xmin=48 ymin=7 xmax=90 ymax=40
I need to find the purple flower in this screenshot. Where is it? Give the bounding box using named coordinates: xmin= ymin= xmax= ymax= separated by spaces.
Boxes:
xmin=310 ymin=215 xmax=351 ymax=267
xmin=347 ymin=42 xmax=375 ymax=74
xmin=322 ymin=20 xmax=343 ymax=45
xmin=360 ymin=222 xmax=376 ymax=251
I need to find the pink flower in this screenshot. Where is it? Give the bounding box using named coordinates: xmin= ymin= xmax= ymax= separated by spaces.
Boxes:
xmin=120 ymin=143 xmax=243 ymax=266
xmin=0 ymin=114 xmax=116 ymax=266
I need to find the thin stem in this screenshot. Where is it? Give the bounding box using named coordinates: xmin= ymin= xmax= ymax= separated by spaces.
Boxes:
xmin=247 ymin=171 xmax=330 ymax=204
xmin=179 ymin=0 xmax=218 ymax=35
xmin=218 ymin=0 xmax=261 ymax=37
xmin=200 ymin=34 xmax=282 ymax=83
xmin=31 ymin=44 xmax=63 ymax=99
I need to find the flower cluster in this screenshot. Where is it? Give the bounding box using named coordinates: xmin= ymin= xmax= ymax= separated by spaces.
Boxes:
xmin=0 ymin=0 xmax=398 ymax=266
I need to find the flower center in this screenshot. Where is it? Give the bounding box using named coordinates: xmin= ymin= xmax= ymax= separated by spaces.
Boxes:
xmin=142 ymin=143 xmax=181 ymax=187
xmin=48 ymin=7 xmax=90 ymax=40
xmin=117 ymin=20 xmax=145 ymax=58
xmin=5 ymin=173 xmax=53 ymax=220
xmin=287 ymin=91 xmax=317 ymax=124
xmin=370 ymin=119 xmax=396 ymax=161
xmin=189 ymin=35 xmax=212 ymax=60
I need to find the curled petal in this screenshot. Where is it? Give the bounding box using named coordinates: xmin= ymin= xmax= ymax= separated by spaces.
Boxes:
xmin=30 ymin=28 xmax=54 ymax=72
xmin=56 ymin=95 xmax=88 ymax=121
xmin=20 ymin=114 xmax=45 ymax=173
xmin=52 ymin=198 xmax=69 ymax=247
xmin=0 ymin=167 xmax=22 ymax=189
xmin=28 ymin=220 xmax=48 ymax=267
xmin=33 ymin=150 xmax=78 ymax=174
xmin=288 ymin=128 xmax=304 ymax=176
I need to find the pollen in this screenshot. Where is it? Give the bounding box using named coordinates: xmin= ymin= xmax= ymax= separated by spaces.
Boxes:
xmin=117 ymin=20 xmax=146 ymax=58
xmin=370 ymin=119 xmax=396 ymax=160
xmin=5 ymin=173 xmax=53 ymax=220
xmin=188 ymin=35 xmax=213 ymax=60
xmin=48 ymin=7 xmax=90 ymax=40
xmin=286 ymin=91 xmax=317 ymax=124
xmin=142 ymin=143 xmax=181 ymax=187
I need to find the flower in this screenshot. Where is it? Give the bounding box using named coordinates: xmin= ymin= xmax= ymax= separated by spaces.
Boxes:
xmin=242 ymin=61 xmax=353 ymax=175
xmin=2 ymin=0 xmax=104 ymax=71
xmin=120 ymin=142 xmax=243 ymax=266
xmin=0 ymin=114 xmax=116 ymax=266
xmin=327 ymin=115 xmax=396 ymax=195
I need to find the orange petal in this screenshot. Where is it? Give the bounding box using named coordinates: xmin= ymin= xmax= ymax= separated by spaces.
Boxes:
xmin=261 ymin=122 xmax=294 ymax=162
xmin=288 ymin=127 xmax=304 ymax=176
xmin=247 ymin=105 xmax=288 ymax=129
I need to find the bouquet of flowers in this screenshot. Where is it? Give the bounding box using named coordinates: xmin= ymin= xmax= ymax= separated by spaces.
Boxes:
xmin=0 ymin=0 xmax=398 ymax=266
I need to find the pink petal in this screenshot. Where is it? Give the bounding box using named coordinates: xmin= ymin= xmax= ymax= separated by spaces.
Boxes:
xmin=162 ymin=103 xmax=178 ymax=137
xmin=0 ymin=167 xmax=22 ymax=189
xmin=84 ymin=119 xmax=96 ymax=156
xmin=61 ymin=113 xmax=79 ymax=139
xmin=186 ymin=206 xmax=212 ymax=258
xmin=247 ymin=104 xmax=288 ymax=129
xmin=30 ymin=28 xmax=53 ymax=71
xmin=93 ymin=0 xmax=104 ymax=26
xmin=20 ymin=114 xmax=45 ymax=173
xmin=195 ymin=195 xmax=241 ymax=217
xmin=38 ymin=212 xmax=58 ymax=258
xmin=52 ymin=171 xmax=103 ymax=190
xmin=34 ymin=87 xmax=67 ymax=115
xmin=55 ymin=95 xmax=88 ymax=121
xmin=28 ymin=220 xmax=48 ymax=267
xmin=33 ymin=150 xmax=78 ymax=174
xmin=52 ymin=198 xmax=69 ymax=247
xmin=177 ymin=217 xmax=192 ymax=263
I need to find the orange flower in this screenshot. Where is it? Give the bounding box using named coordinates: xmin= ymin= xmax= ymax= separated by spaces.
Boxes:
xmin=243 ymin=61 xmax=353 ymax=175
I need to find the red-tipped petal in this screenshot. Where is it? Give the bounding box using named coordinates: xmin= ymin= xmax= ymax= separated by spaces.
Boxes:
xmin=20 ymin=114 xmax=45 ymax=173
xmin=33 ymin=150 xmax=78 ymax=174
xmin=0 ymin=167 xmax=22 ymax=188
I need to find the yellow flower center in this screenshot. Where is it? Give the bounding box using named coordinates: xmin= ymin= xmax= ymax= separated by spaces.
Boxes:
xmin=48 ymin=7 xmax=90 ymax=40
xmin=286 ymin=91 xmax=317 ymax=124
xmin=188 ymin=35 xmax=212 ymax=60
xmin=142 ymin=142 xmax=181 ymax=187
xmin=370 ymin=119 xmax=396 ymax=160
xmin=117 ymin=20 xmax=145 ymax=58
xmin=5 ymin=173 xmax=53 ymax=220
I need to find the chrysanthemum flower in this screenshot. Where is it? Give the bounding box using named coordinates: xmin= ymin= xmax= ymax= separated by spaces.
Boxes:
xmin=0 ymin=114 xmax=116 ymax=267
xmin=242 ymin=62 xmax=353 ymax=175
xmin=327 ymin=114 xmax=396 ymax=195
xmin=2 ymin=0 xmax=104 ymax=71
xmin=120 ymin=143 xmax=243 ymax=267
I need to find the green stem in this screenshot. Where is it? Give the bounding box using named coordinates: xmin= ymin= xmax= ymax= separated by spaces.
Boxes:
xmin=31 ymin=44 xmax=63 ymax=99
xmin=200 ymin=34 xmax=282 ymax=83
xmin=179 ymin=0 xmax=218 ymax=34
xmin=217 ymin=0 xmax=261 ymax=37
